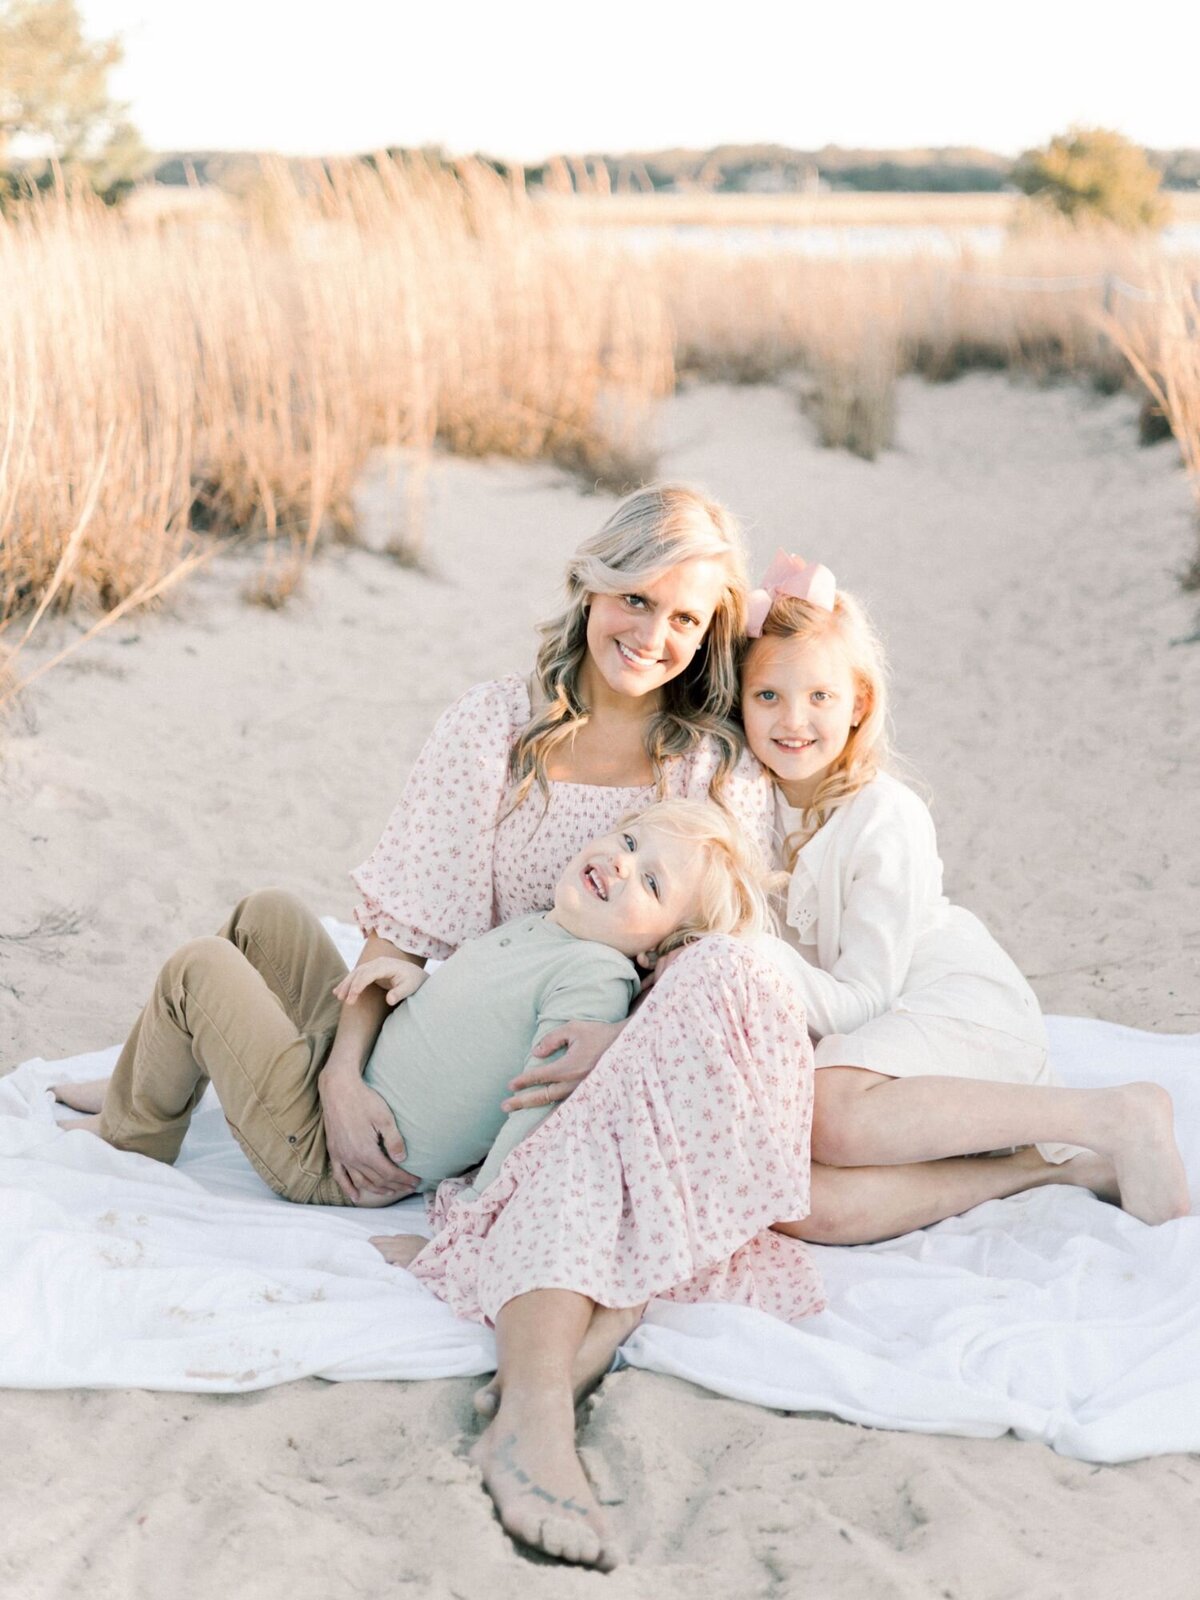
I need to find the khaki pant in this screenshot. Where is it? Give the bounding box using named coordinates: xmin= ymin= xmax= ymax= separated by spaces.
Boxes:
xmin=99 ymin=888 xmax=351 ymax=1205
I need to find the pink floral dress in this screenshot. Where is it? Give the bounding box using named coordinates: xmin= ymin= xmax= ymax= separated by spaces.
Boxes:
xmin=352 ymin=676 xmax=825 ymax=1326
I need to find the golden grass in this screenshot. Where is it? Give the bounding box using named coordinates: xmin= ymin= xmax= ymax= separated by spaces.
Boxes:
xmin=2 ymin=162 xmax=1198 ymax=708
xmin=0 ymin=159 xmax=673 ymax=702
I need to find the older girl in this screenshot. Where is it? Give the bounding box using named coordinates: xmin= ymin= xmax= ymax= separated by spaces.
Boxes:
xmin=739 ymin=552 xmax=1190 ymax=1242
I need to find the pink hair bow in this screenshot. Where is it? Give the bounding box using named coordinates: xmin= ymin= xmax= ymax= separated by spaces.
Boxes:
xmin=746 ymin=549 xmax=837 ymax=637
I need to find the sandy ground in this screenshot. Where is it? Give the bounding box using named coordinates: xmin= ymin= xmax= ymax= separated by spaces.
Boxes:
xmin=2 ymin=374 xmax=1198 ymax=1598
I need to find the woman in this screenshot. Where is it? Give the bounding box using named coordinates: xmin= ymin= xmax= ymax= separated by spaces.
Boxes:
xmin=323 ymin=485 xmax=826 ymax=1566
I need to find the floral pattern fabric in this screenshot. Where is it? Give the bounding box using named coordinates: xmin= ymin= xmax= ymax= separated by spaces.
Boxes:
xmin=352 ymin=676 xmax=822 ymax=1327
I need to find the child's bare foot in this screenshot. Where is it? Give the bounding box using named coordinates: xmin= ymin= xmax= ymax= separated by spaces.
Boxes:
xmin=471 ymin=1385 xmax=614 ymax=1568
xmin=52 ymin=1077 xmax=110 ymax=1114
xmin=60 ymin=1114 xmax=103 ymax=1135
xmin=1104 ymin=1084 xmax=1191 ymax=1224
xmin=474 ymin=1302 xmax=645 ymax=1420
xmin=1054 ymin=1149 xmax=1120 ymax=1206
xmin=369 ymin=1233 xmax=427 ymax=1267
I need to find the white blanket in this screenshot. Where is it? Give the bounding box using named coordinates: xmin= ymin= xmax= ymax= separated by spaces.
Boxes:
xmin=2 ymin=919 xmax=1197 ymax=1464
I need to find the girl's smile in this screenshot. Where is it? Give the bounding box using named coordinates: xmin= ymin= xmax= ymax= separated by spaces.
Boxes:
xmin=741 ymin=633 xmax=865 ymax=808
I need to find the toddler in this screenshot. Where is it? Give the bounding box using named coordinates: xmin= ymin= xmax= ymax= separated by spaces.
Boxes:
xmin=55 ymin=799 xmax=774 ymax=1205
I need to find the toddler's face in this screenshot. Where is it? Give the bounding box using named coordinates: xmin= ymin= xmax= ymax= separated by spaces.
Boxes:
xmin=551 ymin=820 xmax=700 ymax=962
xmin=741 ymin=633 xmax=865 ymax=808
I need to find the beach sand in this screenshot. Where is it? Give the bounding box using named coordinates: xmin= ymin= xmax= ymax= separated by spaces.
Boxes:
xmin=2 ymin=374 xmax=1198 ymax=1597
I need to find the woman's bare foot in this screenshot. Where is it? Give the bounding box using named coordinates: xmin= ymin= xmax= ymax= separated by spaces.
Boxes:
xmin=52 ymin=1077 xmax=110 ymax=1114
xmin=369 ymin=1233 xmax=427 ymax=1266
xmin=59 ymin=1114 xmax=103 ymax=1135
xmin=474 ymin=1301 xmax=645 ymax=1420
xmin=471 ymin=1384 xmax=614 ymax=1568
xmin=1104 ymin=1083 xmax=1191 ymax=1224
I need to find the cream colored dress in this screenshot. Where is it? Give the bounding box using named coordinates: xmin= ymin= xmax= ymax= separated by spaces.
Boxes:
xmin=763 ymin=774 xmax=1058 ymax=1091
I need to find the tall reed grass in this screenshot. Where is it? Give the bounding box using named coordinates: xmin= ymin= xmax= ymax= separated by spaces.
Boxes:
xmin=0 ymin=158 xmax=672 ymax=696
xmin=2 ymin=168 xmax=1197 ymax=705
xmin=1106 ymin=269 xmax=1200 ymax=581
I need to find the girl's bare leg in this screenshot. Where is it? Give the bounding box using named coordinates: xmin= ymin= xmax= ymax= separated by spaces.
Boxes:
xmin=811 ymin=1069 xmax=1189 ymax=1225
xmin=472 ymin=1288 xmax=615 ymax=1569
xmin=52 ymin=1077 xmax=110 ymax=1115
xmin=473 ymin=1301 xmax=646 ymax=1419
xmin=777 ymin=1147 xmax=1118 ymax=1246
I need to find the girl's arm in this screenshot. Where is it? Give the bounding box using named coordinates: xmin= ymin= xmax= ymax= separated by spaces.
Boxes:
xmin=768 ymin=792 xmax=935 ymax=1038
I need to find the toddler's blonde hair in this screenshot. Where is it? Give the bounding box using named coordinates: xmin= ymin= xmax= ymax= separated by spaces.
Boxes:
xmin=743 ymin=588 xmax=891 ymax=857
xmin=621 ymin=797 xmax=775 ymax=955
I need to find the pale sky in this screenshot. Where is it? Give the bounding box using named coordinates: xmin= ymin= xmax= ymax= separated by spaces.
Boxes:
xmin=78 ymin=0 xmax=1200 ymax=162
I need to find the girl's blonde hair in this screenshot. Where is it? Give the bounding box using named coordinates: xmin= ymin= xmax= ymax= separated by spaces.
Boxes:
xmin=507 ymin=486 xmax=749 ymax=815
xmin=622 ymin=797 xmax=776 ymax=956
xmin=744 ymin=588 xmax=891 ymax=859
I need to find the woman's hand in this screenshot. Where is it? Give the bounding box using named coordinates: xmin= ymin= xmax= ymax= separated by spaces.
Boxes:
xmin=318 ymin=1071 xmax=418 ymax=1203
xmin=333 ymin=958 xmax=427 ymax=1008
xmin=501 ymin=1018 xmax=625 ymax=1113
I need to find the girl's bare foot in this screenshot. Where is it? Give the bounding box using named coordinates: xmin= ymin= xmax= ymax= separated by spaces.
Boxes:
xmin=474 ymin=1301 xmax=645 ymax=1420
xmin=1105 ymin=1083 xmax=1191 ymax=1224
xmin=369 ymin=1234 xmax=427 ymax=1266
xmin=52 ymin=1077 xmax=110 ymax=1114
xmin=60 ymin=1114 xmax=103 ymax=1135
xmin=1053 ymin=1149 xmax=1120 ymax=1205
xmin=471 ymin=1385 xmax=614 ymax=1568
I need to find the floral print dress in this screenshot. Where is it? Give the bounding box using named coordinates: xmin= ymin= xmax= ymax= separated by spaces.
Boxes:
xmin=352 ymin=676 xmax=826 ymax=1326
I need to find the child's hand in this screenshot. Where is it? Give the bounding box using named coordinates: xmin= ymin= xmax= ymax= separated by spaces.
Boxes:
xmin=503 ymin=1018 xmax=625 ymax=1112
xmin=333 ymin=958 xmax=428 ymax=1007
xmin=369 ymin=1234 xmax=427 ymax=1268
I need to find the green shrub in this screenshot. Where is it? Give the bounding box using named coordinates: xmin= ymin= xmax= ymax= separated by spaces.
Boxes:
xmin=1013 ymin=127 xmax=1169 ymax=230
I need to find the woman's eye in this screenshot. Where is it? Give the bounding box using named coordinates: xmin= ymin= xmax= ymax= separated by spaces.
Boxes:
xmin=645 ymin=874 xmax=660 ymax=900
xmin=624 ymin=594 xmax=647 ymax=609
xmin=811 ymin=691 xmax=829 ymax=703
xmin=622 ymin=833 xmax=636 ymax=851
xmin=675 ymin=614 xmax=699 ymax=629
xmin=756 ymin=689 xmax=776 ymax=702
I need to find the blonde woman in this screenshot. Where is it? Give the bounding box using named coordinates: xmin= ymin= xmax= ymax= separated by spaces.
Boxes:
xmin=322 ymin=483 xmax=774 ymax=1202
xmin=325 ymin=487 xmax=828 ymax=1567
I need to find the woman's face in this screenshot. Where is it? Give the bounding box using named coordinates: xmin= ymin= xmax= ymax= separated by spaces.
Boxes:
xmin=583 ymin=558 xmax=728 ymax=702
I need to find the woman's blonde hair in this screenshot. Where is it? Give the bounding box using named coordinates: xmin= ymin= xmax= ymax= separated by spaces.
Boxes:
xmin=622 ymin=797 xmax=776 ymax=956
xmin=743 ymin=588 xmax=891 ymax=859
xmin=507 ymin=486 xmax=749 ymax=815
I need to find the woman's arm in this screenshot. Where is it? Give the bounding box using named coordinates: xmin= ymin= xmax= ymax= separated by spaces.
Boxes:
xmin=318 ymin=934 xmax=423 ymax=1202
xmin=327 ymin=679 xmax=523 ymax=1195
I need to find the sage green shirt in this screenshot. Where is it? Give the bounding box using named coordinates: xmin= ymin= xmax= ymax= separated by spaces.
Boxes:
xmin=364 ymin=913 xmax=639 ymax=1194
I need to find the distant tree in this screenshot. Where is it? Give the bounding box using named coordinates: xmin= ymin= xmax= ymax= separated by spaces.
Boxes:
xmin=0 ymin=0 xmax=145 ymax=199
xmin=1013 ymin=127 xmax=1169 ymax=230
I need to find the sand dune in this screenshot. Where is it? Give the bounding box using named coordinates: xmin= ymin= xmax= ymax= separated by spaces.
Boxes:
xmin=2 ymin=374 xmax=1198 ymax=1597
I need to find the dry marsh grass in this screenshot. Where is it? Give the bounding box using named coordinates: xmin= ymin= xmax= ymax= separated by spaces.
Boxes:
xmin=2 ymin=166 xmax=1198 ymax=706
xmin=0 ymin=159 xmax=672 ymax=704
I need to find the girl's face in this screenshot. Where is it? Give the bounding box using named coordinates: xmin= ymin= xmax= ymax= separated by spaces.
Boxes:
xmin=741 ymin=632 xmax=865 ymax=808
xmin=582 ymin=558 xmax=727 ymax=703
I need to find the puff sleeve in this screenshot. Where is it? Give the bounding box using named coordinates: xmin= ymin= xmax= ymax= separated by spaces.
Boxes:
xmin=350 ymin=677 xmax=526 ymax=961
